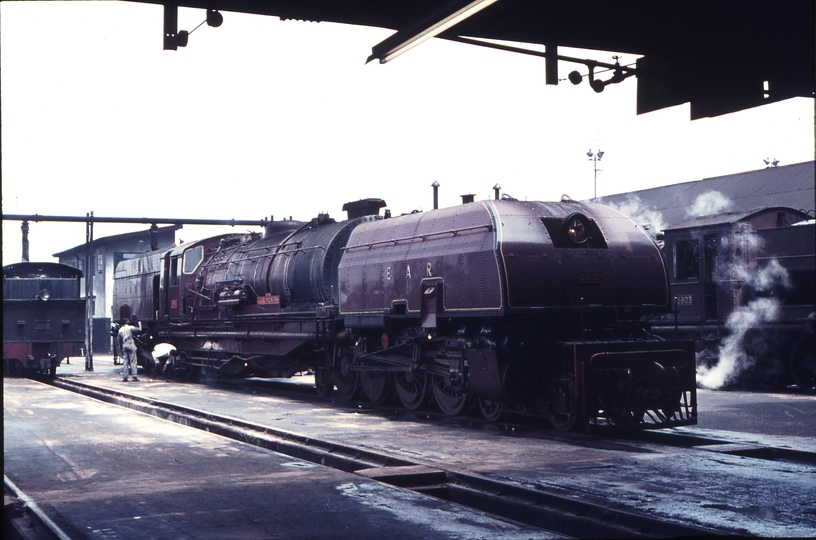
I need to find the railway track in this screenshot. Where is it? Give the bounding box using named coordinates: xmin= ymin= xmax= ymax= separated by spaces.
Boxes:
xmin=41 ymin=376 xmax=754 ymax=538
xmin=220 ymin=375 xmax=816 ymax=467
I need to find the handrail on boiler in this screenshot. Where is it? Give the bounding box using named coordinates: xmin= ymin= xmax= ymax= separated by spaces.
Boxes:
xmin=343 ymin=224 xmax=493 ymax=251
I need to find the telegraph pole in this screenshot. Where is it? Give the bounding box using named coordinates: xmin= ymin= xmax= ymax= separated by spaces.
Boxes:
xmin=84 ymin=212 xmax=94 ymax=371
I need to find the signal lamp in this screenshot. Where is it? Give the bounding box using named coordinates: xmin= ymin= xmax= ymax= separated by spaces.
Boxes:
xmin=207 ymin=10 xmax=223 ymax=27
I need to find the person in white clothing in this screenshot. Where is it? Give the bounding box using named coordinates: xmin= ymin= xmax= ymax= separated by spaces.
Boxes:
xmin=118 ymin=318 xmax=142 ymax=382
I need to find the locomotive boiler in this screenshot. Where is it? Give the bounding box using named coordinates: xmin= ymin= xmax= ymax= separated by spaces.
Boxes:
xmin=114 ymin=197 xmax=697 ymax=431
xmin=3 ymin=262 xmax=85 ymax=377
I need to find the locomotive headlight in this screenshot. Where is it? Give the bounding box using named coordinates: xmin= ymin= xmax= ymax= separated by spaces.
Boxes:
xmin=38 ymin=288 xmax=51 ymax=301
xmin=562 ymin=213 xmax=590 ymax=245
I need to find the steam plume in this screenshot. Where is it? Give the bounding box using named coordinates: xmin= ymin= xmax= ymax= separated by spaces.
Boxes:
xmin=687 ymin=191 xmax=732 ymax=218
xmin=697 ymin=297 xmax=781 ymax=389
xmin=697 ymin=259 xmax=791 ymax=389
xmin=607 ymin=195 xmax=666 ymax=240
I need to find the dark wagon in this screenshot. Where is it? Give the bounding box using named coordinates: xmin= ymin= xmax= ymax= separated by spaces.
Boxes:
xmin=3 ymin=262 xmax=85 ymax=377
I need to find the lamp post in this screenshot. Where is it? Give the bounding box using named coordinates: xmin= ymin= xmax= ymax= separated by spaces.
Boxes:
xmin=587 ymin=149 xmax=604 ymax=198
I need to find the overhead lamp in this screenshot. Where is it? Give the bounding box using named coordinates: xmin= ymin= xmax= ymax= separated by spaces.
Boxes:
xmin=207 ymin=9 xmax=223 ymax=27
xmin=164 ymin=6 xmax=223 ymax=50
xmin=568 ymin=56 xmax=633 ymax=93
xmin=587 ymin=150 xmax=605 ymax=199
xmin=368 ymin=0 xmax=500 ymax=64
xmin=589 ymin=65 xmax=605 ymax=93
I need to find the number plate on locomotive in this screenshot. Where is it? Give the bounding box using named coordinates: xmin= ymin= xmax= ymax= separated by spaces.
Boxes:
xmin=676 ymin=294 xmax=694 ymax=306
xmin=257 ymin=294 xmax=280 ymax=305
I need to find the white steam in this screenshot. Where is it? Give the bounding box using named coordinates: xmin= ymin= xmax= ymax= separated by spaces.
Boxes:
xmin=687 ymin=191 xmax=732 ymax=218
xmin=733 ymin=257 xmax=791 ymax=292
xmin=607 ymin=195 xmax=666 ymax=240
xmin=696 ymin=297 xmax=781 ymax=389
xmin=696 ymin=259 xmax=791 ymax=390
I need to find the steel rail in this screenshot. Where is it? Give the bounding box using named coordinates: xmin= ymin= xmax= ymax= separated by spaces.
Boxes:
xmin=5 ymin=474 xmax=73 ymax=540
xmin=48 ymin=376 xmax=722 ymax=539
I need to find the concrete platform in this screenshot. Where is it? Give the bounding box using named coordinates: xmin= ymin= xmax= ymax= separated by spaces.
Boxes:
xmin=7 ymin=356 xmax=816 ymax=537
xmin=4 ymin=373 xmax=559 ymax=539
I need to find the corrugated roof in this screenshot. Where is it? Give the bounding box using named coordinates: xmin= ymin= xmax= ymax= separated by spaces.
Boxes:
xmin=52 ymin=224 xmax=182 ymax=257
xmin=594 ymin=161 xmax=815 ymax=232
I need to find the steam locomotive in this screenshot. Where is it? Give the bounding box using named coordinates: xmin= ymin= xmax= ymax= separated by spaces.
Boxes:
xmin=652 ymin=207 xmax=815 ymax=391
xmin=113 ymin=197 xmax=697 ymax=431
xmin=3 ymin=262 xmax=85 ymax=377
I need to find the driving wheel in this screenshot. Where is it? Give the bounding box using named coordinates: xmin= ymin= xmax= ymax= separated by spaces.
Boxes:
xmin=333 ymin=353 xmax=359 ymax=401
xmin=314 ymin=351 xmax=333 ymax=398
xmin=395 ymin=370 xmax=428 ymax=410
xmin=432 ymin=374 xmax=471 ymax=416
xmin=360 ymin=369 xmax=394 ymax=405
xmin=547 ymin=375 xmax=578 ymax=431
xmin=478 ymin=398 xmax=505 ymax=422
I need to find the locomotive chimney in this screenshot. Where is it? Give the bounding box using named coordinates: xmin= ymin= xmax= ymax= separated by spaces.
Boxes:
xmin=493 ymin=184 xmax=501 ymax=200
xmin=149 ymin=223 xmax=159 ymax=251
xmin=460 ymin=194 xmax=475 ymax=204
xmin=342 ymin=198 xmax=387 ymax=220
xmin=432 ymin=181 xmax=440 ymax=210
xmin=21 ymin=220 xmax=30 ymax=262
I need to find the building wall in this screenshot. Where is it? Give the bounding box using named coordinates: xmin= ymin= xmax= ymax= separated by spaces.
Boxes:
xmin=56 ymin=228 xmax=177 ymax=352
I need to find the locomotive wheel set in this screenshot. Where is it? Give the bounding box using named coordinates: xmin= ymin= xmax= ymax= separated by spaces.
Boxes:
xmin=114 ymin=198 xmax=698 ymax=431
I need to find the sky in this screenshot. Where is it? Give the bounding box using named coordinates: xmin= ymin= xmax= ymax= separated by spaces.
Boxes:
xmin=2 ymin=1 xmax=814 ymax=264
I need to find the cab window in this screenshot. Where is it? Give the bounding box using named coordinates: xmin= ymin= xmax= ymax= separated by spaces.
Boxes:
xmin=183 ymin=246 xmax=204 ymax=274
xmin=170 ymin=257 xmax=180 ymax=285
xmin=675 ymin=239 xmax=699 ymax=280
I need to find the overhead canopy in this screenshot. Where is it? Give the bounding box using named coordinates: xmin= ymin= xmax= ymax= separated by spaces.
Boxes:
xmin=133 ymin=0 xmax=813 ymax=119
